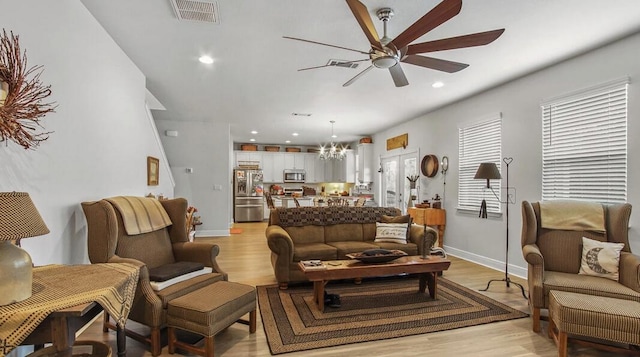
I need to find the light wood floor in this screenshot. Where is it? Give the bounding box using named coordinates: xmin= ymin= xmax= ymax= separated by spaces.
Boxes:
xmin=79 ymin=222 xmax=621 ymax=357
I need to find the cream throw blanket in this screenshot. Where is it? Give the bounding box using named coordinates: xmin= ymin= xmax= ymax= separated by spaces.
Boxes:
xmin=107 ymin=196 xmax=172 ymax=235
xmin=539 ymin=200 xmax=605 ymax=232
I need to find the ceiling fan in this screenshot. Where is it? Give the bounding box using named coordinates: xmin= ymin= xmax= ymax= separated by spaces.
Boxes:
xmin=284 ymin=0 xmax=504 ymax=87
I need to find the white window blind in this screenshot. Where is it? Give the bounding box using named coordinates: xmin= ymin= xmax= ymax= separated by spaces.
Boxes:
xmin=458 ymin=114 xmax=502 ymax=213
xmin=542 ymin=78 xmax=628 ymax=204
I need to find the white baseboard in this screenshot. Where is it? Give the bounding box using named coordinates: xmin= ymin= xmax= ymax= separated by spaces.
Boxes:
xmin=443 ymin=245 xmax=527 ymax=279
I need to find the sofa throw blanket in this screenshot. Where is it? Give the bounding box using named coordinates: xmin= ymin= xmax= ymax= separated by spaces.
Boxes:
xmin=274 ymin=206 xmax=399 ymax=227
xmin=107 ymin=196 xmax=172 ymax=235
xmin=539 ymin=200 xmax=605 ymax=232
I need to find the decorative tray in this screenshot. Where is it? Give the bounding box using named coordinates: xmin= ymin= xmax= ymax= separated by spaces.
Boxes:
xmin=346 ymin=249 xmax=408 ymax=264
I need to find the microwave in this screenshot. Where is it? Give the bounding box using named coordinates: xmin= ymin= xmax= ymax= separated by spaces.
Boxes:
xmin=283 ymin=169 xmax=306 ymax=183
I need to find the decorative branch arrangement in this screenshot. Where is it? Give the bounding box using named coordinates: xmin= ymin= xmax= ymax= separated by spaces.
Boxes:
xmin=0 ymin=29 xmax=55 ymax=149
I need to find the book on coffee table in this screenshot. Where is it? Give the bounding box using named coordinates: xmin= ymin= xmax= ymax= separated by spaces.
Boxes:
xmin=300 ymin=260 xmax=327 ymax=270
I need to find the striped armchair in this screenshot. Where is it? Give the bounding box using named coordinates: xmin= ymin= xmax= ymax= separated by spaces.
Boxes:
xmin=82 ymin=197 xmax=227 ymax=356
xmin=521 ymin=200 xmax=640 ymax=332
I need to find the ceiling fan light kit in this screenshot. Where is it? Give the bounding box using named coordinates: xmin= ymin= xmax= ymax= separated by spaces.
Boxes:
xmin=284 ymin=0 xmax=504 ymax=87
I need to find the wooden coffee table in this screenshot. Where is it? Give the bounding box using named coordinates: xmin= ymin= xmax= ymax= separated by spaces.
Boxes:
xmin=298 ymin=255 xmax=451 ymax=310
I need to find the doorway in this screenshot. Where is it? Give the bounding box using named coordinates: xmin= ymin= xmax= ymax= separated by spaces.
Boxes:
xmin=380 ymin=151 xmax=419 ymax=213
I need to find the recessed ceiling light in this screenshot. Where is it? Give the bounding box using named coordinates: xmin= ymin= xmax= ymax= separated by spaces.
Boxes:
xmin=199 ymin=55 xmax=214 ymax=64
xmin=292 ymin=133 xmax=299 ymax=136
xmin=250 ymin=130 xmax=258 ymax=134
xmin=332 ymin=134 xmax=337 ymax=138
xmin=432 ymin=81 xmax=444 ymax=88
xmin=285 ymin=140 xmax=291 ymax=143
xmin=249 ymin=138 xmax=256 ymax=142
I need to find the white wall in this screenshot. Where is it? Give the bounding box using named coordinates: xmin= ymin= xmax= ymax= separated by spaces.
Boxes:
xmin=155 ymin=120 xmax=232 ymax=236
xmin=0 ymin=0 xmax=173 ymax=265
xmin=372 ymin=30 xmax=640 ymax=277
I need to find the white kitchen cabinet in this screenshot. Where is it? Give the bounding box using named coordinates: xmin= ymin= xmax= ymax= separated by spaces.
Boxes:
xmin=261 ymin=152 xmax=275 ymax=182
xmin=322 ymin=149 xmax=355 ymax=183
xmin=284 ymin=153 xmax=306 ymax=170
xmin=304 ymin=153 xmax=318 ymax=182
xmin=271 ymin=153 xmax=285 ymax=183
xmin=235 ymin=151 xmax=262 ymax=168
xmin=357 ymin=143 xmax=374 ymax=183
xmin=314 ymin=155 xmax=326 ymax=182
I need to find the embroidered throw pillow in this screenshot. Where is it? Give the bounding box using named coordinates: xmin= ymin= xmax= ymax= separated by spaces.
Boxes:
xmin=579 ymin=237 xmax=624 ymax=281
xmin=374 ymin=222 xmax=409 ymax=244
xmin=380 ymin=214 xmax=412 ymax=240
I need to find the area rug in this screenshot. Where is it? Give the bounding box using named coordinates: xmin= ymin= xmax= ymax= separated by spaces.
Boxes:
xmin=258 ymin=277 xmax=528 ymax=354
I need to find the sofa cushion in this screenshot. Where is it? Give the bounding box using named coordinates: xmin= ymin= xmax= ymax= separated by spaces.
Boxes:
xmin=326 ymin=241 xmax=380 ymax=259
xmin=149 ymin=261 xmax=205 ymax=282
xmin=374 ymin=242 xmax=419 ymax=255
xmin=293 ymin=243 xmax=338 ymax=262
xmin=325 ymin=224 xmax=363 ymax=243
xmin=284 ymin=225 xmax=325 ymax=245
xmin=155 ymin=273 xmax=226 ymax=308
xmin=579 ymin=237 xmax=624 ymax=281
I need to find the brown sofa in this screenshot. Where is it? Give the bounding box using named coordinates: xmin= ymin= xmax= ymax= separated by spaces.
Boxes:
xmin=266 ymin=206 xmax=438 ymax=288
xmin=521 ymin=200 xmax=640 ymax=332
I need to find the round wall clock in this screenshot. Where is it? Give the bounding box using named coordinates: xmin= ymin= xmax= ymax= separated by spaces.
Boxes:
xmin=421 ymin=154 xmax=439 ymax=177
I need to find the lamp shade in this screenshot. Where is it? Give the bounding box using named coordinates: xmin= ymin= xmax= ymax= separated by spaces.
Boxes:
xmin=474 ymin=163 xmax=501 ymax=180
xmin=0 ymin=192 xmax=49 ymax=305
xmin=0 ymin=192 xmax=49 ymax=240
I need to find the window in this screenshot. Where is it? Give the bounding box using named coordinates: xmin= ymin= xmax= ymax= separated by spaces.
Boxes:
xmin=542 ymin=78 xmax=628 ymax=204
xmin=458 ymin=114 xmax=502 ymax=213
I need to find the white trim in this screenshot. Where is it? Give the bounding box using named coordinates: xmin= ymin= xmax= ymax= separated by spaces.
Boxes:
xmin=541 ymin=76 xmax=630 ymax=106
xmin=380 ymin=148 xmax=419 ymax=160
xmin=445 ymin=245 xmax=526 ymax=279
xmin=145 ymin=103 xmax=175 ymax=188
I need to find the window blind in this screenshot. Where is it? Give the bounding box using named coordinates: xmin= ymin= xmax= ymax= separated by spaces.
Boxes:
xmin=541 ymin=78 xmax=628 ymax=204
xmin=458 ymin=114 xmax=502 ymax=213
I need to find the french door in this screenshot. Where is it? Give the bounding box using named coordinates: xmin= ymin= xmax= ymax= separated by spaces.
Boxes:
xmin=380 ymin=151 xmax=419 ymax=213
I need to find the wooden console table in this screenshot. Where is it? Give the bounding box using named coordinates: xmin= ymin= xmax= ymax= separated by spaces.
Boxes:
xmin=408 ymin=207 xmax=446 ymax=248
xmin=0 ymin=264 xmax=138 ymax=357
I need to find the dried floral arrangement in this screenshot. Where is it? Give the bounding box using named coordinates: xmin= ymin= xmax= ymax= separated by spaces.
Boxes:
xmin=0 ymin=29 xmax=55 ymax=149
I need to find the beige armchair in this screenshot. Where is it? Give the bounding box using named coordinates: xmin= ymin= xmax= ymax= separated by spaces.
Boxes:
xmin=521 ymin=200 xmax=640 ymax=332
xmin=82 ymin=197 xmax=227 ymax=356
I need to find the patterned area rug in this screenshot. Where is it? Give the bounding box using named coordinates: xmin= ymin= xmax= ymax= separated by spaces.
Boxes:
xmin=258 ymin=277 xmax=528 ymax=354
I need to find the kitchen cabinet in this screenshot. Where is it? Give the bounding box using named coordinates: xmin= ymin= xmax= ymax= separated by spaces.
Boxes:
xmin=284 ymin=153 xmax=305 ymax=170
xmin=304 ymin=153 xmax=318 ymax=182
xmin=357 ymin=143 xmax=374 ymax=183
xmin=314 ymin=155 xmax=326 ymax=182
xmin=261 ymin=152 xmax=286 ymax=183
xmin=323 ymin=149 xmax=355 ymax=183
xmin=235 ymin=151 xmax=262 ymax=168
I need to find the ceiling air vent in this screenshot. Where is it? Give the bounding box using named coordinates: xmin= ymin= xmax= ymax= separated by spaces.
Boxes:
xmin=327 ymin=59 xmax=359 ymax=69
xmin=170 ymin=0 xmax=220 ymax=23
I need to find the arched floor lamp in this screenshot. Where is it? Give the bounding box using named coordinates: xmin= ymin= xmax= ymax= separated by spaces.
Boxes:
xmin=474 ymin=158 xmax=527 ymax=299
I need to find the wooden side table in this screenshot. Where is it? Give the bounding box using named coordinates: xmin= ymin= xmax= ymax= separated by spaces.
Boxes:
xmin=408 ymin=208 xmax=446 ymax=248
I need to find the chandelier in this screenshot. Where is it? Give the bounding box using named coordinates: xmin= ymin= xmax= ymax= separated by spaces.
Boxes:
xmin=318 ymin=120 xmax=346 ymax=161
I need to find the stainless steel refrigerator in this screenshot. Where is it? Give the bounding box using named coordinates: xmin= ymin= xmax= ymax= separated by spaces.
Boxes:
xmin=233 ymin=169 xmax=264 ymax=222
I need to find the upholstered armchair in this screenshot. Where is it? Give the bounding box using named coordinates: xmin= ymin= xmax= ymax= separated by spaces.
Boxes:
xmin=82 ymin=197 xmax=227 ymax=356
xmin=521 ymin=200 xmax=640 ymax=332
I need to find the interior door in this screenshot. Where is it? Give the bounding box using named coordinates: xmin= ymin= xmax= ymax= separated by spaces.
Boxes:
xmin=381 ymin=151 xmax=419 ymax=212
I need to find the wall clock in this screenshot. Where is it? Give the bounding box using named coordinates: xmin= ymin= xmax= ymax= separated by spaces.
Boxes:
xmin=421 ymin=154 xmax=439 ymax=177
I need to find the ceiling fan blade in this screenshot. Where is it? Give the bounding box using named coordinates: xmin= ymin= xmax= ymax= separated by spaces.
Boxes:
xmin=389 ymin=63 xmax=409 ymax=87
xmin=392 ymin=0 xmax=462 ymax=50
xmin=283 ymin=36 xmax=370 ymax=55
xmin=345 ymin=0 xmax=383 ymax=51
xmin=343 ymin=65 xmax=373 ymax=87
xmin=407 ymin=29 xmax=505 ymax=55
xmin=402 ymin=54 xmax=468 ymax=73
xmin=298 ymin=59 xmax=370 ymax=71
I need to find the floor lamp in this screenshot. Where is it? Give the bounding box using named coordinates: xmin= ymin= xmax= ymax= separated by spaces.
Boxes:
xmin=474 ymin=158 xmax=527 ymax=299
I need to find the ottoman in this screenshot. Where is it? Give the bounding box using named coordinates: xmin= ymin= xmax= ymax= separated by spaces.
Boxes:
xmin=548 ymin=290 xmax=640 ymax=357
xmin=167 ymin=281 xmax=257 ymax=357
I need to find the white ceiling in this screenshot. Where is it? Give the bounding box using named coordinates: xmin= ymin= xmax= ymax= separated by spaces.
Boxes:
xmin=81 ymin=0 xmax=640 ymax=146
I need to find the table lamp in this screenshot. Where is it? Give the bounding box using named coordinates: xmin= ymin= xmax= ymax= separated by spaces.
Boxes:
xmin=0 ymin=192 xmax=49 ymax=305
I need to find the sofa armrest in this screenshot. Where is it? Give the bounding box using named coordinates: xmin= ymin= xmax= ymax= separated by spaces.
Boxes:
xmin=266 ymin=225 xmax=294 ymax=261
xmin=522 ymin=243 xmax=543 ymax=267
xmin=172 ymin=242 xmax=228 ymax=280
xmin=408 ymin=224 xmax=437 ymax=256
xmin=522 ymin=243 xmax=545 ymax=308
xmin=619 ymin=252 xmax=640 ymax=293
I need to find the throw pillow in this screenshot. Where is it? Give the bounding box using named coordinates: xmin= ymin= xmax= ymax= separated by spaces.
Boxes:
xmin=374 ymin=222 xmax=409 ymax=244
xmin=579 ymin=237 xmax=624 ymax=281
xmin=380 ymin=214 xmax=412 ymax=240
